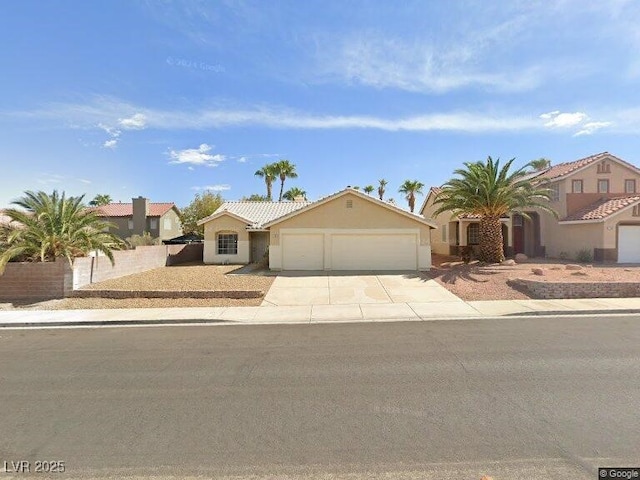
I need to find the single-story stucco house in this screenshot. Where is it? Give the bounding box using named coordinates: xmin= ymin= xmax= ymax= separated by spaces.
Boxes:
xmin=197 ymin=188 xmax=436 ymax=271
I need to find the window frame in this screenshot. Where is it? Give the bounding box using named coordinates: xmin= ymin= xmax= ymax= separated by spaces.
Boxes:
xmin=467 ymin=223 xmax=480 ymax=245
xmin=150 ymin=218 xmax=158 ymax=230
xmin=127 ymin=219 xmax=134 ymax=230
xmin=549 ymin=183 xmax=560 ymax=201
xmin=597 ymin=179 xmax=610 ymax=194
xmin=441 ymin=224 xmax=448 ymax=243
xmin=217 ymin=232 xmax=238 ymax=255
xmin=163 ymin=218 xmax=172 ymax=230
xmin=571 ymin=179 xmax=583 ymax=194
xmin=625 ymin=179 xmax=636 ymax=194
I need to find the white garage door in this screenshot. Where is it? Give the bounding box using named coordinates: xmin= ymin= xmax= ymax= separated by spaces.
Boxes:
xmin=618 ymin=225 xmax=640 ymax=263
xmin=331 ymin=234 xmax=417 ymax=270
xmin=281 ymin=234 xmax=324 ymax=270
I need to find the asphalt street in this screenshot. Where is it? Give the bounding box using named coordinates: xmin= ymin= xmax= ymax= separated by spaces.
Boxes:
xmin=1 ymin=316 xmax=639 ymax=479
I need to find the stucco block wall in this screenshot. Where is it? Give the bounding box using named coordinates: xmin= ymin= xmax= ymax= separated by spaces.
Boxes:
xmin=538 ymin=212 xmax=604 ymax=258
xmin=203 ymin=216 xmax=250 ymax=264
xmin=0 ymin=244 xmax=200 ymax=302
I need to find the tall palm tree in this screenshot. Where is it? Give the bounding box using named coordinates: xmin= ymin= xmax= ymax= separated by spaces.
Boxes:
xmin=530 ymin=157 xmax=551 ymax=171
xmin=274 ymin=159 xmax=298 ymax=202
xmin=254 ymin=164 xmax=277 ymax=201
xmin=363 ymin=185 xmax=375 ymax=195
xmin=398 ymin=180 xmax=425 ymax=213
xmin=0 ymin=190 xmax=124 ymax=273
xmin=433 ymin=156 xmax=557 ymax=263
xmin=282 ymin=187 xmax=307 ymax=201
xmin=88 ymin=193 xmax=112 ymax=206
xmin=377 ymin=179 xmax=388 ymax=200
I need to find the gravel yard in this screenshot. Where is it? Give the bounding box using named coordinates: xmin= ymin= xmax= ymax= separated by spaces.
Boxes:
xmin=40 ymin=264 xmax=275 ymax=309
xmin=426 ymin=254 xmax=640 ymax=301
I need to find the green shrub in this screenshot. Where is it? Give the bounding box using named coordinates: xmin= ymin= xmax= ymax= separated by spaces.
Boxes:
xmin=575 ymin=248 xmax=593 ymax=263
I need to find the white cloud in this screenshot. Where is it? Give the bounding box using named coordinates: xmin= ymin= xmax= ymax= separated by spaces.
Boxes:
xmin=191 ymin=184 xmax=231 ymax=191
xmin=540 ymin=110 xmax=612 ymax=136
xmin=103 ymin=139 xmax=118 ymax=149
xmin=574 ymin=121 xmax=613 ymax=136
xmin=118 ymin=113 xmax=147 ymax=129
xmin=168 ymin=143 xmax=226 ymax=166
xmin=237 ymin=156 xmax=247 ymax=163
xmin=540 ymin=111 xmax=588 ymax=128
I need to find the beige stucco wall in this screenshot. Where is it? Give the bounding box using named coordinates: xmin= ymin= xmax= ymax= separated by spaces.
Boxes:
xmin=271 ymin=193 xmax=432 ymax=247
xmin=202 ymin=215 xmax=250 ymax=264
xmin=420 ymin=194 xmax=455 ymax=255
xmin=158 ymin=209 xmax=183 ymax=241
xmin=538 ymin=211 xmax=604 ymax=258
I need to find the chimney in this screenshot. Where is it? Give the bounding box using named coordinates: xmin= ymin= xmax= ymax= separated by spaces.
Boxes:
xmin=132 ymin=196 xmax=149 ymax=235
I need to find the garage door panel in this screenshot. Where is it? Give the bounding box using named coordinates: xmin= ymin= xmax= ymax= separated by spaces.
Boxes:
xmin=618 ymin=226 xmax=640 ymax=263
xmin=282 ymin=234 xmax=324 ymax=270
xmin=332 ymin=234 xmax=416 ymax=270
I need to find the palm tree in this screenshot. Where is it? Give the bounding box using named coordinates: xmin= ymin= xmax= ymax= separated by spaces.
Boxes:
xmin=530 ymin=157 xmax=551 ymax=171
xmin=273 ymin=159 xmax=298 ymax=202
xmin=0 ymin=190 xmax=124 ymax=273
xmin=432 ymin=156 xmax=557 ymax=263
xmin=88 ymin=194 xmax=112 ymax=206
xmin=363 ymin=185 xmax=375 ymax=195
xmin=377 ymin=179 xmax=388 ymax=200
xmin=283 ymin=187 xmax=307 ymax=201
xmin=254 ymin=164 xmax=277 ymax=201
xmin=398 ymin=180 xmax=425 ymax=213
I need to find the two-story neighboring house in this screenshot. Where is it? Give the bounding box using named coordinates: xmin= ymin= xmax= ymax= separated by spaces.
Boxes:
xmin=421 ymin=152 xmax=640 ymax=263
xmin=92 ymin=196 xmax=183 ymax=241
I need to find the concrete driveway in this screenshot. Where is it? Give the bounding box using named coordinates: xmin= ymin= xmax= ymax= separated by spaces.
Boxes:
xmin=261 ymin=271 xmax=463 ymax=306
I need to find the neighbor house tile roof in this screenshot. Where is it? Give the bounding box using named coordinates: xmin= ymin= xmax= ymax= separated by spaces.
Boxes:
xmin=92 ymin=203 xmax=176 ymax=217
xmin=562 ymin=196 xmax=640 ymax=222
xmin=535 ymin=152 xmax=640 ymax=181
xmin=214 ymin=201 xmax=312 ymax=229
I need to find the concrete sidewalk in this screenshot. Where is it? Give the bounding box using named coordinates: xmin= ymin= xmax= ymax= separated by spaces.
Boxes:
xmin=1 ymin=297 xmax=640 ymax=328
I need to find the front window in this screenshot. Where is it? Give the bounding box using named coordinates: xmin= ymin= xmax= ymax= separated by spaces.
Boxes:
xmin=163 ymin=218 xmax=172 ymax=230
xmin=549 ymin=183 xmax=560 ymax=201
xmin=572 ymin=180 xmax=583 ymax=193
xmin=467 ymin=223 xmax=479 ymax=245
xmin=150 ymin=218 xmax=158 ymax=230
xmin=441 ymin=224 xmax=447 ymax=242
xmin=217 ymin=233 xmax=238 ymax=255
xmin=625 ymin=179 xmax=636 ymax=194
xmin=597 ymin=179 xmax=609 ymax=193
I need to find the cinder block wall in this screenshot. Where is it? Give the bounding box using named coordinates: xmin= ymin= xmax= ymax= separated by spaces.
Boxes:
xmin=0 ymin=259 xmax=73 ymax=301
xmin=0 ymin=244 xmax=204 ymax=301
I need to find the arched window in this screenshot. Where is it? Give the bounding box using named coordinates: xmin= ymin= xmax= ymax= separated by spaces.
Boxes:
xmin=467 ymin=223 xmax=480 ymax=245
xmin=217 ymin=232 xmax=238 ymax=255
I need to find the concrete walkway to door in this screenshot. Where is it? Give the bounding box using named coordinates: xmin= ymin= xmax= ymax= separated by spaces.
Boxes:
xmin=261 ymin=271 xmax=462 ymax=306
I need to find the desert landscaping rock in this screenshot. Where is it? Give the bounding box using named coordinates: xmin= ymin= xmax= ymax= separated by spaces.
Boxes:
xmin=428 ymin=254 xmax=640 ymax=301
xmin=501 ymin=259 xmax=516 ymax=266
xmin=572 ymin=271 xmax=589 ymax=276
xmin=39 ymin=264 xmax=275 ymax=309
xmin=566 ymin=264 xmax=583 ymax=270
xmin=515 ymin=253 xmax=528 ymax=262
xmin=531 ymin=267 xmax=545 ymax=276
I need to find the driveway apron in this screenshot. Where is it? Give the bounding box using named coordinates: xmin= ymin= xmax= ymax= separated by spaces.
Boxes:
xmin=261 ymin=271 xmax=463 ymax=306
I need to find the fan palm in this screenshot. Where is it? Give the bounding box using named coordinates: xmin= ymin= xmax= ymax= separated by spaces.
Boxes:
xmin=88 ymin=193 xmax=112 ymax=206
xmin=529 ymin=158 xmax=551 ymax=172
xmin=274 ymin=159 xmax=298 ymax=202
xmin=377 ymin=179 xmax=388 ymax=200
xmin=254 ymin=164 xmax=277 ymax=201
xmin=398 ymin=180 xmax=425 ymax=213
xmin=0 ymin=190 xmax=124 ymax=273
xmin=432 ymin=156 xmax=557 ymax=263
xmin=363 ymin=185 xmax=374 ymax=195
xmin=283 ymin=187 xmax=307 ymax=201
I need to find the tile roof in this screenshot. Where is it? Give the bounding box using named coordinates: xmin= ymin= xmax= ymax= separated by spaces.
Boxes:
xmin=92 ymin=202 xmax=177 ymax=217
xmin=562 ymin=196 xmax=640 ymax=222
xmin=535 ymin=152 xmax=639 ymax=180
xmin=430 ymin=186 xmax=443 ymax=195
xmin=213 ymin=201 xmax=312 ymax=229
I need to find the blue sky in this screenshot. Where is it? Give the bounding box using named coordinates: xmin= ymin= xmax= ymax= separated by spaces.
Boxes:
xmin=1 ymin=0 xmax=639 ymax=209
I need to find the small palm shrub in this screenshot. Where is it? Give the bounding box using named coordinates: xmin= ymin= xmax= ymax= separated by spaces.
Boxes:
xmin=575 ymin=248 xmax=593 ymax=263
